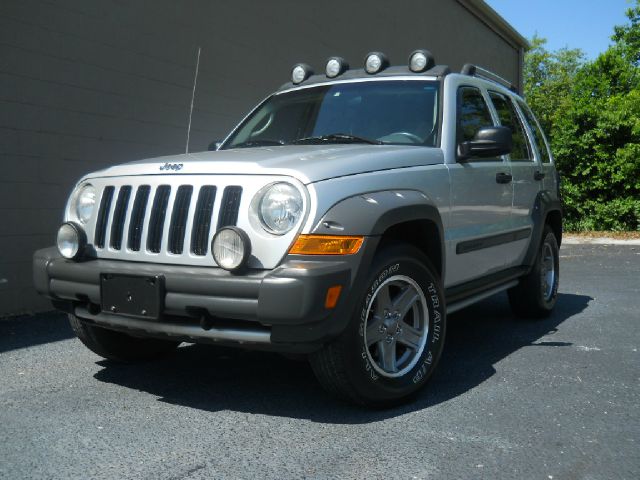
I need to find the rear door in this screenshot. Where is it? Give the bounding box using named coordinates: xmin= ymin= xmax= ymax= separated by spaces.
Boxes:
xmin=487 ymin=91 xmax=540 ymax=267
xmin=446 ymin=86 xmax=513 ymax=286
xmin=517 ymin=101 xmax=558 ymax=199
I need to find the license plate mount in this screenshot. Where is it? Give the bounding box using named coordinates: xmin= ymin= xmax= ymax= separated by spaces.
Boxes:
xmin=100 ymin=274 xmax=164 ymax=320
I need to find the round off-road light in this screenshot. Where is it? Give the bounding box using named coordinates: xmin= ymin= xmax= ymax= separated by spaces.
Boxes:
xmin=408 ymin=49 xmax=435 ymax=72
xmin=56 ymin=222 xmax=87 ymax=260
xmin=325 ymin=57 xmax=348 ymax=78
xmin=211 ymin=227 xmax=251 ymax=271
xmin=364 ymin=52 xmax=389 ymax=74
xmin=291 ymin=63 xmax=313 ymax=84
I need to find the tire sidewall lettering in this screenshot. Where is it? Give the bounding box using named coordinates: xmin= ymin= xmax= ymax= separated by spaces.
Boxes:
xmin=357 ymin=259 xmax=445 ymax=387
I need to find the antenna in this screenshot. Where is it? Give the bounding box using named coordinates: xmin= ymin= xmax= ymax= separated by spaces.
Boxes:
xmin=185 ymin=46 xmax=201 ymax=154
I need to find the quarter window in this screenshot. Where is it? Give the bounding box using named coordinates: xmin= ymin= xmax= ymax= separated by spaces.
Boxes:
xmin=488 ymin=91 xmax=531 ymax=161
xmin=518 ymin=101 xmax=552 ymax=163
xmin=457 ymin=87 xmax=494 ymax=144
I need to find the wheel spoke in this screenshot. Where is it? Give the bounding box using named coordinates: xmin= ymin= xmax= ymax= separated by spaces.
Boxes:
xmin=366 ymin=315 xmax=386 ymax=346
xmin=374 ymin=284 xmax=392 ymax=317
xmin=397 ymin=323 xmax=422 ymax=350
xmin=378 ymin=341 xmax=397 ymax=372
xmin=393 ymin=286 xmax=419 ymax=318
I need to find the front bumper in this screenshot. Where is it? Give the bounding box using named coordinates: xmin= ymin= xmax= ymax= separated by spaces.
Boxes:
xmin=33 ymin=246 xmax=370 ymax=352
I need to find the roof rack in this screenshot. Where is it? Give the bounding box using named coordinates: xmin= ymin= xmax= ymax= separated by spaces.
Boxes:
xmin=460 ymin=63 xmax=518 ymax=93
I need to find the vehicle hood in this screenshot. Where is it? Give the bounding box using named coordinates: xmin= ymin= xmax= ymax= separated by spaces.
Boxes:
xmin=83 ymin=144 xmax=444 ymax=184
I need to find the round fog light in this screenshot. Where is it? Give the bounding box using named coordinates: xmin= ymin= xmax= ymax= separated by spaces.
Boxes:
xmin=56 ymin=222 xmax=87 ymax=260
xmin=211 ymin=227 xmax=251 ymax=271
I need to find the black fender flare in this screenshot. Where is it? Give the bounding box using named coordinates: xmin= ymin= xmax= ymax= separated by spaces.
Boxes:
xmin=523 ymin=190 xmax=563 ymax=267
xmin=311 ymin=189 xmax=445 ymax=276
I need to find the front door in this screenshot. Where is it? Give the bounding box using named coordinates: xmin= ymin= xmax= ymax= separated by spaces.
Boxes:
xmin=446 ymin=86 xmax=513 ymax=287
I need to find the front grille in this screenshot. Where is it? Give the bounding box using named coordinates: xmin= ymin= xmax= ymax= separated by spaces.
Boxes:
xmin=92 ymin=183 xmax=242 ymax=257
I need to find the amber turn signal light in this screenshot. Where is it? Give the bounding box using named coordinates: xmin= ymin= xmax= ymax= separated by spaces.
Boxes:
xmin=289 ymin=235 xmax=364 ymax=255
xmin=324 ymin=285 xmax=343 ymax=309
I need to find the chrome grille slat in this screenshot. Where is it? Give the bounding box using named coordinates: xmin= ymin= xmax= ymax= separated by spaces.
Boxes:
xmin=191 ymin=186 xmax=216 ymax=256
xmin=147 ymin=185 xmax=171 ymax=254
xmin=159 ymin=186 xmax=177 ymax=255
xmin=217 ymin=186 xmax=243 ymax=229
xmin=102 ymin=185 xmax=121 ymax=252
xmin=138 ymin=185 xmax=157 ymax=255
xmin=127 ymin=185 xmax=151 ymax=252
xmin=168 ymin=185 xmax=193 ymax=255
xmin=94 ymin=186 xmax=115 ymax=248
xmin=109 ymin=186 xmax=132 ymax=250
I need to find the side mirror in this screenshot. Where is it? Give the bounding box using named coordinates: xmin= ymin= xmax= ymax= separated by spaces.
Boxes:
xmin=208 ymin=140 xmax=222 ymax=151
xmin=457 ymin=126 xmax=512 ymax=161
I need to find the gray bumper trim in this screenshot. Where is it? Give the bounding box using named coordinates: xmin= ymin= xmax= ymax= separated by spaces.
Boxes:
xmin=75 ymin=307 xmax=271 ymax=345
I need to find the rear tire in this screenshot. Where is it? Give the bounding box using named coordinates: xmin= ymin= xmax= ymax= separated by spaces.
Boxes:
xmin=508 ymin=225 xmax=559 ymax=318
xmin=310 ymin=245 xmax=446 ymax=407
xmin=69 ymin=314 xmax=180 ymax=362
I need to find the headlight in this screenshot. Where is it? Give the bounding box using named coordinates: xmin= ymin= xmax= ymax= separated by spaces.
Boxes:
xmin=258 ymin=182 xmax=303 ymax=235
xmin=56 ymin=222 xmax=87 ymax=260
xmin=74 ymin=184 xmax=96 ymax=224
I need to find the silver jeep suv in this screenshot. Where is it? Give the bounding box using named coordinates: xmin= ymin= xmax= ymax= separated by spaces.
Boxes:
xmin=33 ymin=51 xmax=562 ymax=406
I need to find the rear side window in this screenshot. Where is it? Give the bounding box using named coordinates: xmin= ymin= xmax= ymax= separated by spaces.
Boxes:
xmin=518 ymin=101 xmax=552 ymax=163
xmin=488 ymin=91 xmax=531 ymax=161
xmin=457 ymin=87 xmax=494 ymax=143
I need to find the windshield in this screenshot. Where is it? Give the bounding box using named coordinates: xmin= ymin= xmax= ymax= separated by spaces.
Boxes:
xmin=221 ymin=80 xmax=440 ymax=149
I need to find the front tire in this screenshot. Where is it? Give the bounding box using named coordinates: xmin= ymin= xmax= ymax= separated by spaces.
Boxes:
xmin=69 ymin=314 xmax=180 ymax=362
xmin=310 ymin=245 xmax=446 ymax=407
xmin=508 ymin=225 xmax=560 ymax=318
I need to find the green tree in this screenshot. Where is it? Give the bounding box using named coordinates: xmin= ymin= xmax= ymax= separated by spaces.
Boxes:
xmin=524 ymin=1 xmax=640 ymax=231
xmin=523 ymin=35 xmax=585 ymax=135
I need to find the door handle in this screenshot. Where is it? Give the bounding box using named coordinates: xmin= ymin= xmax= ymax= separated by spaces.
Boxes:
xmin=496 ymin=172 xmax=513 ymax=184
xmin=534 ymin=171 xmax=546 ymax=181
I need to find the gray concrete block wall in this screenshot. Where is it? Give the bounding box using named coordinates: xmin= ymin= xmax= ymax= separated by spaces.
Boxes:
xmin=0 ymin=0 xmax=523 ymax=316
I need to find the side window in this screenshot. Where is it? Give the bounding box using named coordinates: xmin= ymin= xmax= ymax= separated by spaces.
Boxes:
xmin=457 ymin=87 xmax=494 ymax=144
xmin=488 ymin=91 xmax=531 ymax=161
xmin=518 ymin=101 xmax=552 ymax=163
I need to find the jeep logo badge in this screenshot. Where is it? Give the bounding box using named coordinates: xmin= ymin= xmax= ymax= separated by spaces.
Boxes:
xmin=159 ymin=162 xmax=183 ymax=171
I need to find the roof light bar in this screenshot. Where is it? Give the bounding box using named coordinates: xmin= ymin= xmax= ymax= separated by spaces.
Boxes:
xmin=364 ymin=52 xmax=389 ymax=74
xmin=325 ymin=57 xmax=349 ymax=78
xmin=408 ymin=49 xmax=435 ymax=73
xmin=291 ymin=63 xmax=314 ymax=84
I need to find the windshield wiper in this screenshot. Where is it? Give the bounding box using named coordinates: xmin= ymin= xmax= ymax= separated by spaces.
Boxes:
xmin=292 ymin=133 xmax=383 ymax=145
xmin=229 ymin=139 xmax=285 ymax=149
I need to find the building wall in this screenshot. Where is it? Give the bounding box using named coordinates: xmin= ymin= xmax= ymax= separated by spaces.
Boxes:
xmin=0 ymin=0 xmax=524 ymax=315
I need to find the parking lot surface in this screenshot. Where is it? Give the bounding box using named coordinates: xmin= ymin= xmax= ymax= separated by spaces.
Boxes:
xmin=1 ymin=244 xmax=638 ymax=479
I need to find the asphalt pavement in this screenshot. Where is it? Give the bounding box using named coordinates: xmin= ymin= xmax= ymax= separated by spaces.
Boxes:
xmin=1 ymin=243 xmax=638 ymax=479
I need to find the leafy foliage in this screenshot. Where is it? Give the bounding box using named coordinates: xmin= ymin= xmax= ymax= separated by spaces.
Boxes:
xmin=524 ymin=2 xmax=640 ymax=231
